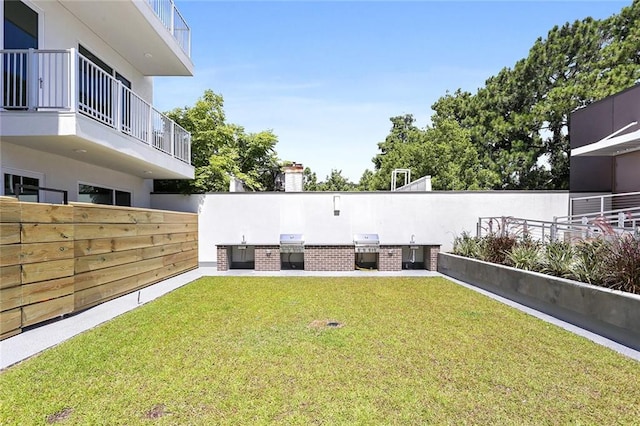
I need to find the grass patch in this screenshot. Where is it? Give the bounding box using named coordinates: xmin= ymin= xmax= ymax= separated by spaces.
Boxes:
xmin=1 ymin=277 xmax=638 ymax=424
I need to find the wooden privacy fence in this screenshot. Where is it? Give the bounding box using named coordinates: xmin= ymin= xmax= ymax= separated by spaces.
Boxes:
xmin=0 ymin=197 xmax=198 ymax=340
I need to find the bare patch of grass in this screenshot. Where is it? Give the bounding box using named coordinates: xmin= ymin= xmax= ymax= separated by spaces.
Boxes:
xmin=144 ymin=404 xmax=168 ymax=420
xmin=46 ymin=407 xmax=73 ymax=424
xmin=1 ymin=277 xmax=638 ymax=424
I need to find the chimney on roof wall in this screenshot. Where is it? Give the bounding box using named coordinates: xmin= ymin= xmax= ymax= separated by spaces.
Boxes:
xmin=283 ymin=163 xmax=304 ymax=192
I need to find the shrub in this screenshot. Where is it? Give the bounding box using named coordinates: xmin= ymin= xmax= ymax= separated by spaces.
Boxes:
xmin=540 ymin=241 xmax=575 ymax=279
xmin=453 ymin=230 xmax=639 ymax=294
xmin=572 ymin=238 xmax=607 ymax=285
xmin=600 ymin=234 xmax=640 ymax=294
xmin=453 ymin=232 xmax=482 ymax=259
xmin=505 ymin=243 xmax=541 ymax=271
xmin=480 ymin=233 xmax=517 ymax=265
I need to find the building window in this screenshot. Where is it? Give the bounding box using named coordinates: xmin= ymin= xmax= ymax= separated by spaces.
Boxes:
xmin=3 ymin=0 xmax=39 ymax=108
xmin=4 ymin=173 xmax=39 ymax=202
xmin=78 ymin=183 xmax=131 ymax=206
xmin=4 ymin=0 xmax=39 ymax=49
xmin=115 ymin=190 xmax=131 ymax=206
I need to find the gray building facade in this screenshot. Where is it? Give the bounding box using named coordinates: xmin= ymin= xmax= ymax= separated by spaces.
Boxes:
xmin=570 ymin=84 xmax=640 ymax=194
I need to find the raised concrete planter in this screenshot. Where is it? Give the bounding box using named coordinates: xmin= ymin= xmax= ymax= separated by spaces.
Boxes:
xmin=438 ymin=252 xmax=640 ymax=351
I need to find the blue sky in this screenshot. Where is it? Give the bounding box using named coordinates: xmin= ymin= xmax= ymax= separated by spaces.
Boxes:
xmin=154 ymin=0 xmax=630 ymax=182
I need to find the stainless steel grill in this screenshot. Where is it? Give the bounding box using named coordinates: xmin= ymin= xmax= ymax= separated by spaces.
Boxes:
xmin=353 ymin=233 xmax=380 ymax=253
xmin=280 ymin=234 xmax=305 ymax=253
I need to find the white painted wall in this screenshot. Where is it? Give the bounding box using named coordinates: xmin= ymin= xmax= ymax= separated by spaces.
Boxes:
xmin=0 ymin=1 xmax=179 ymax=207
xmin=14 ymin=0 xmax=153 ymax=102
xmin=151 ymin=192 xmax=204 ymax=213
xmin=397 ymin=175 xmax=432 ymax=192
xmin=1 ymin=142 xmax=153 ymax=207
xmin=151 ymin=191 xmax=570 ymax=263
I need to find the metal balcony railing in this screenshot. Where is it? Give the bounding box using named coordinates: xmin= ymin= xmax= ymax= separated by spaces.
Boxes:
xmin=568 ymin=191 xmax=640 ymax=217
xmin=146 ymin=0 xmax=191 ymax=57
xmin=477 ymin=215 xmax=638 ymax=244
xmin=1 ymin=49 xmax=191 ymax=165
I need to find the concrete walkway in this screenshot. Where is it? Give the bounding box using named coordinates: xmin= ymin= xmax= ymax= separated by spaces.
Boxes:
xmin=2 ymin=268 xmax=638 ymax=370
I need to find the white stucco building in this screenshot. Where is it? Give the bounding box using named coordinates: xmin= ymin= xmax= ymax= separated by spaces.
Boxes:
xmin=0 ymin=0 xmax=194 ymax=207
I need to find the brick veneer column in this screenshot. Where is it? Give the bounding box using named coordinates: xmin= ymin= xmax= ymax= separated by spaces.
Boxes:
xmin=217 ymin=246 xmax=229 ymax=271
xmin=305 ymin=246 xmax=355 ymax=271
xmin=379 ymin=246 xmax=402 ymax=271
xmin=426 ymin=245 xmax=440 ymax=271
xmin=255 ymin=246 xmax=281 ymax=271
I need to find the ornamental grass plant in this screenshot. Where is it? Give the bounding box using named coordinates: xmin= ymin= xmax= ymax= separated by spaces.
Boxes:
xmin=453 ymin=231 xmax=640 ymax=294
xmin=601 ymin=233 xmax=640 ymax=294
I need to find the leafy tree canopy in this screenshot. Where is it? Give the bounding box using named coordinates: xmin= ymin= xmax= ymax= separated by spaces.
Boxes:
xmin=368 ymin=1 xmax=640 ymax=190
xmin=367 ymin=115 xmax=500 ymax=190
xmin=303 ymin=168 xmax=357 ymax=191
xmin=154 ymin=90 xmax=280 ymax=193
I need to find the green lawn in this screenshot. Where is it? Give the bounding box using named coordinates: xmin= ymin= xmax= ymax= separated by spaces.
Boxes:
xmin=1 ymin=277 xmax=638 ymax=425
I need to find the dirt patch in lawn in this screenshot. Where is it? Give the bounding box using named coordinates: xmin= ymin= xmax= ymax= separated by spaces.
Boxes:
xmin=145 ymin=404 xmax=169 ymax=419
xmin=46 ymin=408 xmax=73 ymax=424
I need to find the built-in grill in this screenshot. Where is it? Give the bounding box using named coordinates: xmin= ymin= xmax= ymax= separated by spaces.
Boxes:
xmin=353 ymin=234 xmax=380 ymax=253
xmin=279 ymin=234 xmax=305 ymax=253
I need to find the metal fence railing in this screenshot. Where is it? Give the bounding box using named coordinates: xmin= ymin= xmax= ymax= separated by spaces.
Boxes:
xmin=13 ymin=184 xmax=68 ymax=204
xmin=556 ymin=207 xmax=640 ymax=230
xmin=569 ymin=191 xmax=640 ymax=217
xmin=477 ymin=215 xmax=637 ymax=244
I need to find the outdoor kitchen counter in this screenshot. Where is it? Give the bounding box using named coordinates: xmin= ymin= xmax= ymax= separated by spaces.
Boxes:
xmin=216 ymin=243 xmax=281 ymax=246
xmin=215 ymin=243 xmax=441 ymax=245
xmin=379 ymin=242 xmax=441 ymax=246
xmin=215 ymin=243 xmax=441 ymax=272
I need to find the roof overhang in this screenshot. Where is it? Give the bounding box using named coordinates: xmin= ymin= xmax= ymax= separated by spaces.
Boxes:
xmin=572 ymin=122 xmax=640 ymax=157
xmin=58 ymin=0 xmax=193 ymax=76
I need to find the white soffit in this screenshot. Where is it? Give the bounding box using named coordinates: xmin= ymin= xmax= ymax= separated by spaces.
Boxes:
xmin=572 ymin=122 xmax=640 ymax=157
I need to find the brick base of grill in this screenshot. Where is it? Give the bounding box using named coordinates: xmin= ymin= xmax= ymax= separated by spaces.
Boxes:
xmin=216 ymin=244 xmax=440 ymax=271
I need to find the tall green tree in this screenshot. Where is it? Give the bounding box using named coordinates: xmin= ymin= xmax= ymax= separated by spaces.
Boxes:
xmin=317 ymin=169 xmax=357 ymax=191
xmin=357 ymin=169 xmax=376 ymax=191
xmin=368 ymin=115 xmax=500 ymax=190
xmin=303 ymin=167 xmax=319 ymax=191
xmin=154 ymin=90 xmax=280 ymax=193
xmin=368 ymin=114 xmax=423 ymax=190
xmin=427 ymin=1 xmax=640 ymax=190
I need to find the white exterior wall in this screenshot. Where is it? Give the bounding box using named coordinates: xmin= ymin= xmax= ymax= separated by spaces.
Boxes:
xmin=0 ymin=0 xmax=174 ymax=208
xmin=28 ymin=0 xmax=153 ymax=102
xmin=1 ymin=142 xmax=153 ymax=207
xmin=396 ymin=175 xmax=432 ymax=192
xmin=150 ymin=191 xmax=570 ymax=264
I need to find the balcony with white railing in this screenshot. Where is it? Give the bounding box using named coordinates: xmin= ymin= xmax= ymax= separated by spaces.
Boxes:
xmin=57 ymin=0 xmax=193 ymax=76
xmin=1 ymin=49 xmax=193 ymax=179
xmin=146 ymin=0 xmax=191 ymax=58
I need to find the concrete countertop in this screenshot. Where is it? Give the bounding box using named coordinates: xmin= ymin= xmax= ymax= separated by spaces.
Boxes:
xmin=217 ymin=243 xmax=281 ymax=246
xmin=380 ymin=243 xmax=441 ymax=246
xmin=217 ymin=243 xmax=354 ymax=246
xmin=216 ymin=243 xmax=441 ymax=246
